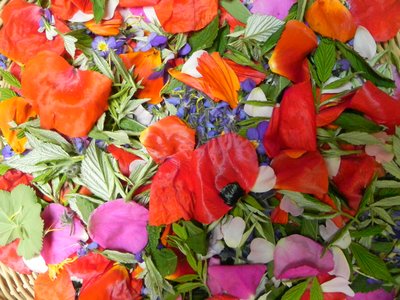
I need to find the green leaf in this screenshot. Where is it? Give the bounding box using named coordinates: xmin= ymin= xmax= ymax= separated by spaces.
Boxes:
xmin=350 ymin=242 xmax=393 ymax=282
xmin=176 ymin=282 xmax=204 ymax=294
xmin=244 ymin=15 xmax=283 ymax=42
xmin=382 ymin=161 xmax=400 ymax=180
xmin=152 ymin=248 xmax=178 ymax=277
xmin=314 ymin=39 xmax=336 ymax=83
xmin=172 ymin=223 xmax=188 ymax=240
xmin=372 ymin=196 xmax=400 ymax=207
xmin=92 ymin=51 xmax=114 ymax=80
xmin=261 ymin=26 xmax=284 ymax=54
xmin=67 ymin=29 xmax=93 ymax=52
xmin=282 ymin=280 xmax=309 ymax=300
xmin=296 ymin=0 xmax=308 ymax=21
xmin=280 ymin=191 xmax=333 ymax=212
xmin=102 ymin=250 xmax=136 ymax=264
xmin=119 ymin=118 xmax=146 ymax=134
xmin=0 ymin=88 xmax=17 ymax=101
xmin=0 ymin=185 xmax=43 ymax=259
xmin=0 ymin=164 xmax=11 ymax=175
xmin=334 ymin=112 xmax=382 ymax=133
xmin=338 ymin=131 xmax=381 ymax=145
xmin=183 ymin=222 xmax=208 ymax=255
xmin=189 ymin=16 xmax=219 ymax=52
xmin=26 ymin=127 xmax=73 ymax=152
xmin=376 ymin=180 xmax=400 ymax=189
xmin=300 ymin=219 xmax=318 ymax=239
xmin=358 ymin=175 xmax=377 ymax=213
xmin=68 ymin=195 xmax=97 ymax=224
xmin=0 ymin=69 xmax=21 ymax=88
xmin=220 ymin=0 xmax=251 ymax=23
xmin=336 ymin=42 xmax=395 ymax=88
xmin=372 ymin=207 xmax=395 ymax=225
xmin=350 ymin=225 xmax=385 ymax=238
xmin=310 ymin=277 xmax=324 ymax=300
xmin=91 ymin=0 xmax=105 ymax=22
xmin=80 ymin=142 xmax=125 ymax=200
xmin=323 ymin=73 xmax=357 ymax=90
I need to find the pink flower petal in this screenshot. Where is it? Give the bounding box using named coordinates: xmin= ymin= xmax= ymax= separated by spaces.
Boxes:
xmin=88 ymin=199 xmax=149 ymax=254
xmin=280 ymin=195 xmax=304 ymax=216
xmin=347 ymin=289 xmax=395 ymax=300
xmin=207 ymin=264 xmax=266 ymax=299
xmin=251 ymin=165 xmax=276 ymax=193
xmin=274 ymin=234 xmax=334 ymax=280
xmin=221 ymin=216 xmax=246 ymax=248
xmin=251 ymin=0 xmax=297 ymax=20
xmin=247 ymin=238 xmax=275 ymax=264
xmin=41 ymin=204 xmax=88 ymax=265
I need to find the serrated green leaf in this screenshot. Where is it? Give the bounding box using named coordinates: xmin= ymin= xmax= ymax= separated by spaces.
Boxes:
xmin=102 ymin=250 xmax=136 ymax=264
xmin=0 ymin=69 xmax=21 ymax=88
xmin=68 ymin=195 xmax=97 ymax=224
xmin=310 ymin=277 xmax=324 ymax=300
xmin=372 ymin=207 xmax=395 ymax=225
xmin=376 ymin=180 xmax=400 ymax=189
xmin=334 ymin=112 xmax=382 ymax=133
xmin=382 ymin=161 xmax=400 ymax=180
xmin=336 ymin=42 xmax=395 ymax=88
xmin=338 ymin=131 xmax=381 ymax=145
xmin=26 ymin=127 xmax=73 ymax=152
xmin=152 ymin=248 xmax=178 ymax=277
xmin=300 ymin=219 xmax=318 ymax=239
xmin=280 ymin=191 xmax=333 ymax=212
xmin=176 ymin=282 xmax=204 ymax=294
xmin=282 ymin=280 xmax=309 ymax=300
xmin=314 ymin=39 xmax=336 ymax=83
xmin=0 ymin=88 xmax=18 ymax=101
xmin=372 ymin=196 xmax=400 ymax=207
xmin=350 ymin=225 xmax=385 ymax=238
xmin=220 ymin=0 xmax=251 ymax=23
xmin=244 ymin=14 xmax=283 ymax=42
xmin=350 ymin=242 xmax=393 ymax=282
xmin=189 ymin=16 xmax=219 ymax=52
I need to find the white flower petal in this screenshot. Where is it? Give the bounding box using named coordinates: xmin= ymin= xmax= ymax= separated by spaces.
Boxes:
xmin=247 ymin=238 xmax=275 ymax=263
xmin=244 ymin=88 xmax=274 ymax=118
xmin=143 ymin=6 xmax=160 ymax=24
xmin=321 ymin=277 xmax=355 ymax=297
xmin=319 ymin=220 xmax=351 ymax=249
xmin=23 ymin=255 xmax=48 ymax=274
xmin=69 ymin=10 xmax=94 ymax=23
xmin=329 ymin=248 xmax=351 ymax=280
xmin=221 ymin=217 xmax=246 ymax=248
xmin=129 ymin=159 xmax=147 ymax=175
xmin=104 ymin=0 xmax=119 ymax=20
xmin=322 ymin=76 xmax=353 ymax=94
xmin=280 ymin=195 xmax=304 ymax=216
xmin=133 ymin=105 xmax=153 ymax=126
xmin=354 ymin=26 xmax=377 ymax=60
xmin=251 ymin=165 xmax=276 ymax=193
xmin=181 ymin=50 xmax=207 ymax=78
xmin=325 ymin=157 xmax=341 ymax=178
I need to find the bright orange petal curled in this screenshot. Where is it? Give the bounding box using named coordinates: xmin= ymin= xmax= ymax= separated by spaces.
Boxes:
xmin=21 ymin=51 xmax=112 ymax=137
xmin=305 ymin=0 xmax=356 ymax=42
xmin=269 ymin=20 xmax=318 ymax=82
xmin=85 ymin=11 xmax=123 ymax=36
xmin=0 ymin=97 xmax=36 ymax=153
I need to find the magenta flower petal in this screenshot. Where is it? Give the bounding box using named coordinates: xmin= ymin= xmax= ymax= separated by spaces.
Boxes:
xmin=88 ymin=199 xmax=149 ymax=254
xmin=274 ymin=234 xmax=334 ymax=280
xmin=207 ymin=264 xmax=266 ymax=299
xmin=251 ymin=0 xmax=297 ymax=20
xmin=347 ymin=289 xmax=395 ymax=300
xmin=41 ymin=204 xmax=88 ymax=265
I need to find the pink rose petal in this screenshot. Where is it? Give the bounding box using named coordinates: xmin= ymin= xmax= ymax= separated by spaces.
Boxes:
xmin=274 ymin=234 xmax=334 ymax=280
xmin=251 ymin=0 xmax=297 ymax=20
xmin=88 ymin=199 xmax=149 ymax=254
xmin=41 ymin=204 xmax=88 ymax=265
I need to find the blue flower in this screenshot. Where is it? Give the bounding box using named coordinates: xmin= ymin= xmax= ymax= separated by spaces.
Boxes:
xmin=1 ymin=145 xmax=14 ymax=159
xmin=0 ymin=54 xmax=7 ymax=70
xmin=92 ymin=36 xmax=117 ymax=57
xmin=178 ymin=43 xmax=191 ymax=56
xmin=241 ymin=78 xmax=256 ymax=93
xmin=150 ymin=35 xmax=168 ymax=48
xmin=247 ymin=121 xmax=269 ymax=155
xmin=38 ymin=9 xmax=57 ymax=40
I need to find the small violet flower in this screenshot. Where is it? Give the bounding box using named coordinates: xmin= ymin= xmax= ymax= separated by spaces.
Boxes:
xmin=92 ymin=36 xmax=117 ymax=57
xmin=38 ymin=9 xmax=58 ymax=41
xmin=0 ymin=54 xmax=7 ymax=70
xmin=1 ymin=145 xmax=14 ymax=159
xmin=178 ymin=43 xmax=191 ymax=56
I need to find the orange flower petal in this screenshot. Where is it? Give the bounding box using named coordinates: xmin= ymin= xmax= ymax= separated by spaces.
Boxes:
xmin=21 ymin=51 xmax=112 ymax=137
xmin=269 ymin=20 xmax=317 ymax=82
xmin=170 ymin=52 xmax=240 ymax=108
xmin=34 ymin=269 xmax=75 ymax=300
xmin=305 ymin=0 xmax=356 ymax=42
xmin=0 ymin=97 xmax=36 ymax=153
xmin=0 ymin=0 xmax=69 ymax=64
xmin=140 ymin=116 xmax=196 ymax=164
xmin=224 ymin=59 xmax=266 ymax=85
xmin=153 ymin=0 xmax=218 ymax=33
xmin=85 ymin=11 xmax=122 ymax=36
xmin=119 ymin=0 xmax=160 ymax=7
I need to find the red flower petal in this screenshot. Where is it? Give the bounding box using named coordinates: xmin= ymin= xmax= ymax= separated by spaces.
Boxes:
xmin=120 ymin=49 xmax=164 ymax=104
xmin=269 ymin=20 xmax=317 ymax=82
xmin=264 ymin=81 xmax=317 ymax=157
xmin=305 ymin=0 xmax=356 ymax=42
xmin=153 ymin=0 xmax=218 ymax=33
xmin=119 ymin=0 xmax=160 ymax=7
xmin=349 ymin=81 xmax=400 ymax=133
xmin=332 ymin=154 xmax=381 ymax=212
xmin=0 ymin=240 xmax=31 ymax=274
xmin=0 ymin=0 xmax=69 ymax=64
xmin=0 ymin=170 xmax=33 ymax=192
xmin=34 ymin=269 xmax=75 ymax=300
xmin=140 ymin=116 xmax=196 ymax=164
xmin=271 ymin=206 xmax=289 ymax=224
xmin=21 ymin=51 xmax=112 ymax=137
xmin=272 ymin=151 xmax=329 ymax=196
xmin=107 ymin=145 xmax=140 ymax=176
xmin=224 ymin=59 xmax=266 ymax=85
xmin=348 ymin=0 xmax=400 ymax=42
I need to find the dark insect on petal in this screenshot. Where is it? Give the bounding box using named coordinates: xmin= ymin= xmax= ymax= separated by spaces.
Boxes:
xmin=220 ymin=182 xmax=245 ymax=207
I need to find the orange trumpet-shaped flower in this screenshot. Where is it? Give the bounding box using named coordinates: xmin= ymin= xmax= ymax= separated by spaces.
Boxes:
xmin=153 ymin=0 xmax=218 ymax=33
xmin=85 ymin=11 xmax=123 ymax=36
xmin=269 ymin=20 xmax=318 ymax=83
xmin=169 ymin=52 xmax=240 ymax=108
xmin=21 ymin=51 xmax=112 ymax=138
xmin=139 ymin=116 xmax=196 ymax=164
xmin=120 ymin=49 xmax=164 ymax=104
xmin=0 ymin=97 xmax=36 ymax=153
xmin=0 ymin=0 xmax=69 ymax=64
xmin=305 ymin=0 xmax=356 ymax=42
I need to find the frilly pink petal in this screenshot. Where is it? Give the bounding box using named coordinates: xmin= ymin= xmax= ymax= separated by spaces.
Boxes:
xmin=251 ymin=0 xmax=297 ymax=20
xmin=207 ymin=264 xmax=266 ymax=299
xmin=274 ymin=234 xmax=334 ymax=280
xmin=88 ymin=199 xmax=149 ymax=254
xmin=41 ymin=204 xmax=88 ymax=265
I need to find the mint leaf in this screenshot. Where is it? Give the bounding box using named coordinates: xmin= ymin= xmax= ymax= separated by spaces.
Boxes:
xmin=220 ymin=0 xmax=251 ymax=23
xmin=0 ymin=185 xmax=43 ymax=259
xmin=282 ymin=280 xmax=309 ymax=300
xmin=244 ymin=14 xmax=283 ymax=42
xmin=336 ymin=42 xmax=395 ymax=88
xmin=314 ymin=39 xmax=336 ymax=83
xmin=189 ymin=16 xmax=219 ymax=52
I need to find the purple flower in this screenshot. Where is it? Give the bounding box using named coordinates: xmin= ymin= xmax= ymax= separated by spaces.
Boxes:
xmin=150 ymin=35 xmax=168 ymax=48
xmin=1 ymin=145 xmax=14 ymax=159
xmin=247 ymin=121 xmax=268 ymax=155
xmin=92 ymin=36 xmax=117 ymax=57
xmin=347 ymin=289 xmax=395 ymax=300
xmin=241 ymin=78 xmax=256 ymax=93
xmin=179 ymin=43 xmax=192 ymax=56
xmin=0 ymin=54 xmax=7 ymax=70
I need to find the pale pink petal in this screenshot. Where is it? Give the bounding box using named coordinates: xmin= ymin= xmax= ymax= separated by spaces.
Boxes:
xmin=41 ymin=204 xmax=88 ymax=265
xmin=321 ymin=277 xmax=355 ymax=296
xmin=69 ymin=10 xmax=94 ymax=22
xmin=347 ymin=289 xmax=395 ymax=300
xmin=23 ymin=255 xmax=48 ymax=274
xmin=274 ymin=234 xmax=334 ymax=280
xmin=365 ymin=144 xmax=394 ymax=163
xmin=280 ymin=195 xmax=304 ymax=216
xmin=354 ymin=26 xmax=377 ymax=60
xmin=325 ymin=157 xmax=341 ymax=178
xmin=251 ymin=0 xmax=297 ymax=20
xmin=207 ymin=264 xmax=266 ymax=299
xmin=143 ymin=6 xmax=160 ymax=24
xmin=319 ymin=220 xmax=351 ymax=249
xmin=104 ymin=0 xmax=119 ymax=20
xmin=221 ymin=216 xmax=246 ymax=248
xmin=134 ymin=105 xmax=153 ymax=125
xmin=251 ymin=165 xmax=276 ymax=193
xmin=88 ymin=199 xmax=149 ymax=254
xmin=247 ymin=238 xmax=275 ymax=264
xmin=329 ymin=248 xmax=351 ymax=280
xmin=181 ymin=50 xmax=207 ymax=78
